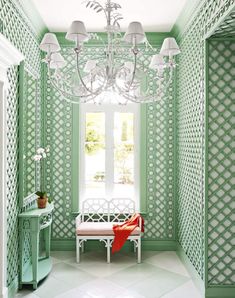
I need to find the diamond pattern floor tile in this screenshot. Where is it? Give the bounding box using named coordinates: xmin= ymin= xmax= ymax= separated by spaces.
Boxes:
xmin=145 ymin=251 xmax=190 ymax=277
xmin=161 ymin=280 xmax=201 ymax=298
xmin=106 ymin=263 xmax=168 ymax=288
xmin=51 ymin=262 xmax=94 ymax=287
xmin=70 ymin=278 xmax=127 ymax=298
xmin=50 ymin=251 xmax=76 ymax=261
xmin=125 ymin=268 xmax=189 ymax=298
xmin=32 ymin=275 xmax=72 ymax=298
xmin=71 ymin=254 xmax=135 ymax=278
xmin=15 ymin=251 xmax=202 ymax=298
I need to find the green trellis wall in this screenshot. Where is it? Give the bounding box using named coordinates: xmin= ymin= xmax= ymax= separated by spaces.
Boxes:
xmin=176 ymin=0 xmax=235 ymax=290
xmin=43 ymin=36 xmax=176 ymax=244
xmin=0 ymin=0 xmax=42 ymax=290
xmin=207 ymin=38 xmax=234 ymax=286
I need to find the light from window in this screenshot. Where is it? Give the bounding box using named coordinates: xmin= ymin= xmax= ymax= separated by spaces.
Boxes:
xmin=80 ymin=104 xmax=139 ymax=210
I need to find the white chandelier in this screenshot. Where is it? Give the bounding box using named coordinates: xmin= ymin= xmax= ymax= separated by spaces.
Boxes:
xmin=39 ymin=0 xmax=180 ymax=104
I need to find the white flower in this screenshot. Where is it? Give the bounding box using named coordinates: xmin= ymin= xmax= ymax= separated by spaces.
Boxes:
xmin=33 ymin=154 xmax=42 ymax=161
xmin=45 ymin=147 xmax=50 ymax=153
xmin=42 ymin=152 xmax=47 ymax=158
xmin=37 ymin=148 xmax=45 ymax=154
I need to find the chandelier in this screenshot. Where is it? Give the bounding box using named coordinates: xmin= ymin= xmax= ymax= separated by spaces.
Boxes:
xmin=39 ymin=0 xmax=180 ymax=104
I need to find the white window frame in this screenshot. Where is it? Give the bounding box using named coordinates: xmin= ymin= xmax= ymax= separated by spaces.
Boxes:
xmin=79 ymin=103 xmax=140 ymax=211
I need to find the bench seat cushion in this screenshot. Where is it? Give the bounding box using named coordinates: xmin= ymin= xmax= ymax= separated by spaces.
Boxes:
xmin=76 ymin=222 xmax=141 ymax=236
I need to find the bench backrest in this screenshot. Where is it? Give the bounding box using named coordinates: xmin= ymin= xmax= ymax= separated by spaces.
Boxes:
xmin=81 ymin=198 xmax=135 ymax=222
xmin=109 ymin=198 xmax=135 ymax=222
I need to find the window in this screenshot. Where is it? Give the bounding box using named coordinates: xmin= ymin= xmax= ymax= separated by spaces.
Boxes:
xmin=80 ymin=104 xmax=140 ymax=210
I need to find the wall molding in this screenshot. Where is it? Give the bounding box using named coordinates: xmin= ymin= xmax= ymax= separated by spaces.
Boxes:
xmin=205 ymin=287 xmax=235 ymax=298
xmin=171 ymin=0 xmax=202 ymax=38
xmin=176 ymin=244 xmax=205 ymax=295
xmin=6 ymin=277 xmax=18 ymax=298
xmin=51 ymin=239 xmax=177 ymax=251
xmin=14 ymin=0 xmax=48 ymax=38
xmin=55 ymin=32 xmax=170 ymax=46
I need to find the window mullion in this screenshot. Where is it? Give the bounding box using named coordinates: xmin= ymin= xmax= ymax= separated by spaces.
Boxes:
xmin=79 ymin=106 xmax=86 ymax=209
xmin=105 ymin=108 xmax=114 ymax=200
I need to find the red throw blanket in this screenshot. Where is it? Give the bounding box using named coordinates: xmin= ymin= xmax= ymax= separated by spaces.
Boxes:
xmin=112 ymin=213 xmax=144 ymax=253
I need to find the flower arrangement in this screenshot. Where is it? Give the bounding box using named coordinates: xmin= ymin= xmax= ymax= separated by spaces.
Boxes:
xmin=33 ymin=147 xmax=49 ymax=161
xmin=33 ymin=147 xmax=51 ymax=208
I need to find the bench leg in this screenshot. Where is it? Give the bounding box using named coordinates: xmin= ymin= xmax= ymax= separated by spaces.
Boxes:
xmin=137 ymin=237 xmax=141 ymax=264
xmin=133 ymin=241 xmax=136 ymax=253
xmin=107 ymin=239 xmax=111 ymax=264
xmin=76 ymin=238 xmax=80 ymax=263
xmin=81 ymin=241 xmax=85 ymax=253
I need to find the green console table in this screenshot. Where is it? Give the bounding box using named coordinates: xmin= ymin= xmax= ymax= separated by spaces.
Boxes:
xmin=19 ymin=203 xmax=54 ymax=289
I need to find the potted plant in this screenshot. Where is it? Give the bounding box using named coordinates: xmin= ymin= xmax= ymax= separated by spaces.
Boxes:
xmin=35 ymin=191 xmax=52 ymax=209
xmin=33 ymin=147 xmax=51 ymax=209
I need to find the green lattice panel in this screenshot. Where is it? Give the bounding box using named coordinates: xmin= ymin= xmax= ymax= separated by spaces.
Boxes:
xmin=1 ymin=0 xmax=42 ymax=287
xmin=44 ymin=44 xmax=175 ymax=240
xmin=0 ymin=0 xmax=41 ymax=76
xmin=207 ymin=39 xmax=235 ymax=285
xmin=177 ymin=23 xmax=205 ymax=279
xmin=203 ymin=0 xmax=235 ymax=37
xmin=6 ymin=67 xmax=20 ymax=286
xmin=145 ymin=78 xmax=174 ymax=240
xmin=22 ymin=71 xmax=38 ymax=198
xmin=212 ymin=10 xmax=235 ymax=38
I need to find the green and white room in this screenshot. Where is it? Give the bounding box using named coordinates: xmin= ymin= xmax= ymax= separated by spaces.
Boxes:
xmin=0 ymin=0 xmax=234 ymax=297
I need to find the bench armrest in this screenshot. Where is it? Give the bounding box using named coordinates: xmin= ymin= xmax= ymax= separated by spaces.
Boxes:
xmin=75 ymin=214 xmax=82 ymax=229
xmin=138 ymin=215 xmax=143 ymax=231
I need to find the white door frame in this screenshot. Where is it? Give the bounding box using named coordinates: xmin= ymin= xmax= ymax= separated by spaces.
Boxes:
xmin=0 ymin=33 xmax=24 ymax=298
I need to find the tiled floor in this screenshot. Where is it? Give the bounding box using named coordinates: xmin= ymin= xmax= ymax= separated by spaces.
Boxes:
xmin=15 ymin=250 xmax=202 ymax=298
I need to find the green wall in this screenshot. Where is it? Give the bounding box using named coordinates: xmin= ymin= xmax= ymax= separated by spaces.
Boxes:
xmin=43 ymin=33 xmax=176 ymax=245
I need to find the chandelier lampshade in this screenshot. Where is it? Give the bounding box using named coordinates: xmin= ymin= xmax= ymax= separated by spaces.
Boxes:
xmin=50 ymin=52 xmax=66 ymax=69
xmin=124 ymin=61 xmax=134 ymax=73
xmin=39 ymin=33 xmax=60 ymax=53
xmin=84 ymin=60 xmax=97 ymax=73
xmin=149 ymin=54 xmax=165 ymax=70
xmin=65 ymin=21 xmax=89 ymax=43
xmin=124 ymin=22 xmax=146 ymax=44
xmin=160 ymin=37 xmax=180 ymax=56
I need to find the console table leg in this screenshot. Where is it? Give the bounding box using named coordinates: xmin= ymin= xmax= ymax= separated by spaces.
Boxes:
xmin=31 ymin=230 xmax=39 ymax=288
xmin=45 ymin=225 xmax=51 ymax=258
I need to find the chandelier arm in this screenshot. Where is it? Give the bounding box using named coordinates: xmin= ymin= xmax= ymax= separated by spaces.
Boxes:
xmin=126 ymin=51 xmax=138 ymax=91
xmin=114 ymin=75 xmax=166 ymax=103
xmin=75 ymin=50 xmax=109 ymax=96
xmin=47 ymin=66 xmax=103 ymax=101
xmin=75 ymin=50 xmax=95 ymax=94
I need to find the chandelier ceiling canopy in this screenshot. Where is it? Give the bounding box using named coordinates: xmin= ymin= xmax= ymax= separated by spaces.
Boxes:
xmin=40 ymin=0 xmax=181 ymax=104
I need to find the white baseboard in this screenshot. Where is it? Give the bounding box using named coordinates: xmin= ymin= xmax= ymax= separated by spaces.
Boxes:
xmin=0 ymin=286 xmax=8 ymax=298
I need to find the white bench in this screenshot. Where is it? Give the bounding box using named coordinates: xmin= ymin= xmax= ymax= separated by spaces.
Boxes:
xmin=75 ymin=198 xmax=142 ymax=263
